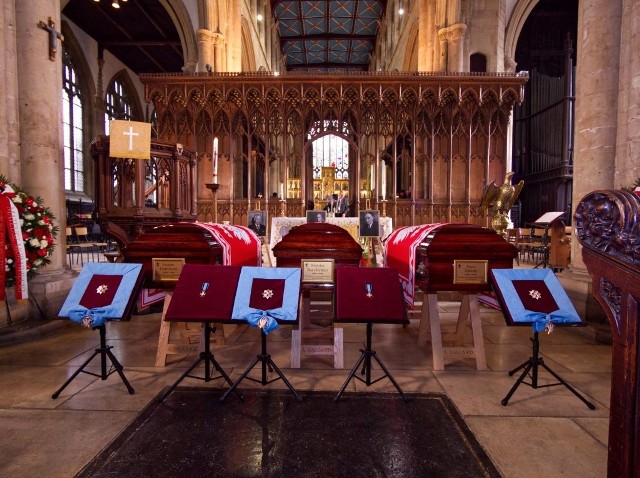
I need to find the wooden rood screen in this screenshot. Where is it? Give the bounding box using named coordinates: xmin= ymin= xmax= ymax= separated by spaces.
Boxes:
xmin=139 ymin=72 xmax=527 ymax=228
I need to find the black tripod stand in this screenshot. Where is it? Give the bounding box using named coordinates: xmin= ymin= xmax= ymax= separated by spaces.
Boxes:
xmin=334 ymin=322 xmax=406 ymax=402
xmin=501 ymin=331 xmax=595 ymax=409
xmin=159 ymin=321 xmax=243 ymax=402
xmin=52 ymin=324 xmax=134 ymax=399
xmin=220 ymin=328 xmax=302 ymax=402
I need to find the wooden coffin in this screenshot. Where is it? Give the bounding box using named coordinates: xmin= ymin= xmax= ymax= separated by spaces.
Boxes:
xmin=272 ymin=222 xmax=362 ymax=268
xmin=416 ymin=224 xmax=517 ymax=293
xmin=122 ymin=223 xmax=222 ymax=288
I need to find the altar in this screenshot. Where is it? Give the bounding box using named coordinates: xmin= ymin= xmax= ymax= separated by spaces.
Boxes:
xmin=268 ymin=216 xmax=393 ymax=266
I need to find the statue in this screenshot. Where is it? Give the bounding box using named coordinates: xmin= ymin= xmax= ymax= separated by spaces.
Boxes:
xmin=480 ymin=172 xmax=524 ymax=237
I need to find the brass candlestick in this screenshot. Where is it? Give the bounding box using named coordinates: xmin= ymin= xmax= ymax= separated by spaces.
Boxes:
xmin=205 ymin=183 xmax=220 ymax=223
xmin=280 ymin=199 xmax=287 ymax=217
xmin=381 ymin=199 xmax=387 ymax=217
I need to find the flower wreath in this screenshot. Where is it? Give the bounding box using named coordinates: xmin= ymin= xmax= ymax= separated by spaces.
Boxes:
xmin=0 ymin=176 xmax=58 ymax=300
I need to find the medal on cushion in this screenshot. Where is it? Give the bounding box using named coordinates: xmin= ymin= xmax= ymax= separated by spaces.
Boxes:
xmin=200 ymin=282 xmax=209 ymax=297
xmin=258 ymin=316 xmax=269 ymax=329
xmin=365 ymin=283 xmax=373 ymax=298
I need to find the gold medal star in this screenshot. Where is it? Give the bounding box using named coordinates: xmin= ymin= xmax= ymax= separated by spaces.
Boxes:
xmin=262 ymin=289 xmax=273 ymax=299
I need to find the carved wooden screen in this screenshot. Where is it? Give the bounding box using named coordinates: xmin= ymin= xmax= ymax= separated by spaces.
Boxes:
xmin=140 ymin=73 xmax=526 ymax=227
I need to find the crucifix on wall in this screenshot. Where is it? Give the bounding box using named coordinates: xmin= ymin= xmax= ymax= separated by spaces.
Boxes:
xmin=38 ymin=17 xmax=63 ymax=61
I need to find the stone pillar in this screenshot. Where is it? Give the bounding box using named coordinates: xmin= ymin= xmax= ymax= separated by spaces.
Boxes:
xmin=212 ymin=33 xmax=225 ymax=72
xmin=560 ymin=0 xmax=623 ymax=321
xmin=614 ymin=0 xmax=640 ymax=186
xmin=197 ymin=28 xmax=214 ymax=72
xmin=446 ymin=23 xmax=467 ymax=72
xmin=0 ymin=1 xmax=20 ymax=181
xmin=571 ymin=0 xmax=622 ymax=272
xmin=14 ymin=0 xmax=76 ymax=322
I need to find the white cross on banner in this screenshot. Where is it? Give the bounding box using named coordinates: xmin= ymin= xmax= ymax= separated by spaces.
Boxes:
xmin=109 ymin=120 xmax=151 ymax=159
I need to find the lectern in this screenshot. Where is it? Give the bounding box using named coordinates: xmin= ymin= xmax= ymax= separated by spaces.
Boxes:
xmin=334 ymin=267 xmax=409 ymax=401
xmin=53 ymin=263 xmax=144 ymax=398
xmin=159 ymin=264 xmax=243 ymax=402
xmin=221 ymin=266 xmax=302 ymax=402
xmin=490 ymin=268 xmax=595 ymax=409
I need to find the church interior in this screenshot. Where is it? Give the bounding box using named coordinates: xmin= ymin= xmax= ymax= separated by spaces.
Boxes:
xmin=1 ymin=0 xmax=639 ymax=477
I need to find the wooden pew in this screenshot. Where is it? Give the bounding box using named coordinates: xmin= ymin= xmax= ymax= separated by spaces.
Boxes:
xmin=575 ymin=189 xmax=640 ymax=478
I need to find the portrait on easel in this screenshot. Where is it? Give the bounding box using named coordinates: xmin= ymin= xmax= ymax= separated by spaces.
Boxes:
xmin=306 ymin=210 xmax=326 ymax=223
xmin=359 ymin=210 xmax=380 ymax=237
xmin=248 ymin=211 xmax=267 ymax=237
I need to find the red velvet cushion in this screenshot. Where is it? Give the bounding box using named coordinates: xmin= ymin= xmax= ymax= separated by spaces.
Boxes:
xmin=511 ymin=280 xmax=559 ymax=314
xmin=79 ymin=275 xmax=123 ymax=309
xmin=335 ymin=267 xmax=407 ymax=323
xmin=165 ymin=264 xmax=241 ymax=321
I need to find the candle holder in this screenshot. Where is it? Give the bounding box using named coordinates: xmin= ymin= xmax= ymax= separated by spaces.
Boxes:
xmin=280 ymin=199 xmax=287 ymax=217
xmin=205 ymin=183 xmax=220 ymax=223
xmin=381 ymin=199 xmax=388 ymax=217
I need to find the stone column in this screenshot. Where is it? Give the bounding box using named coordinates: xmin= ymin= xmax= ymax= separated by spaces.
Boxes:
xmin=445 ymin=23 xmax=467 ymax=72
xmin=561 ymin=0 xmax=622 ymax=320
xmin=212 ymin=33 xmax=225 ymax=72
xmin=14 ymin=0 xmax=76 ymax=321
xmin=0 ymin=1 xmax=20 ymax=181
xmin=614 ymin=0 xmax=640 ymax=186
xmin=571 ymin=0 xmax=622 ymax=271
xmin=197 ymin=28 xmax=214 ymax=72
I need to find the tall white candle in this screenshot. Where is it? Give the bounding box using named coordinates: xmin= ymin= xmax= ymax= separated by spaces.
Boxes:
xmin=212 ymin=137 xmax=219 ymax=182
xmin=381 ymin=160 xmax=386 ymax=200
xmin=280 ymin=182 xmax=284 ymax=198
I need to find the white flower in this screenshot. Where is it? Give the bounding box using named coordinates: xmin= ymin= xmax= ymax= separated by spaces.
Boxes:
xmin=23 ymin=213 xmax=35 ymax=221
xmin=12 ymin=195 xmax=22 ymax=204
xmin=40 ymin=239 xmax=48 ymax=248
xmin=38 ymin=220 xmax=46 ymax=226
xmin=29 ymin=238 xmax=40 ymax=248
xmin=19 ymin=219 xmax=24 ymax=227
xmin=7 ymin=259 xmax=13 ymax=264
xmin=33 ymin=259 xmax=43 ymax=266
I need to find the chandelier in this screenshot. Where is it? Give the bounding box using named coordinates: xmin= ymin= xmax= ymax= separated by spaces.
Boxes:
xmin=93 ymin=0 xmax=128 ymax=8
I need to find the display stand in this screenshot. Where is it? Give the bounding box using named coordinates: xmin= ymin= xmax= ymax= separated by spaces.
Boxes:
xmin=53 ymin=263 xmax=144 ymax=398
xmin=291 ymin=283 xmax=343 ymax=369
xmin=491 ymin=268 xmax=595 ymax=409
xmin=221 ymin=266 xmax=302 ymax=402
xmin=418 ymin=293 xmax=487 ymax=371
xmin=159 ymin=264 xmax=244 ymax=402
xmin=333 ymin=267 xmax=409 ymax=401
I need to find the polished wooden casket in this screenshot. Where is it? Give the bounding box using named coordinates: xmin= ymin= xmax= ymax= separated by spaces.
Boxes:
xmin=272 ymin=223 xmax=362 ymax=267
xmin=416 ymin=224 xmax=517 ymax=293
xmin=122 ymin=223 xmax=222 ymax=288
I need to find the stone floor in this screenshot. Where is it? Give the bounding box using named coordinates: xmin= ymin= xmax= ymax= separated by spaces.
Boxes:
xmin=0 ymin=279 xmax=611 ymax=478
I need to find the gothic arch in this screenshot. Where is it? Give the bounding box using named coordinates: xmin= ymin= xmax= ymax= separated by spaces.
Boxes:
xmin=106 ymin=70 xmax=144 ymax=122
xmin=504 ymin=0 xmax=540 ymax=68
xmin=158 ymin=0 xmax=198 ymax=72
xmin=240 ymin=17 xmax=257 ymax=71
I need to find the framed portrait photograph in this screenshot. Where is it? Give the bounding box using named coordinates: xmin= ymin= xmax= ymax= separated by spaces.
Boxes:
xmin=306 ymin=210 xmax=326 ymax=223
xmin=359 ymin=210 xmax=380 ymax=237
xmin=247 ymin=210 xmax=267 ymax=237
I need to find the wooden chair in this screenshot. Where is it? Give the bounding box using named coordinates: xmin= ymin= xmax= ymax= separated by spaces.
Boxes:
xmin=66 ymin=227 xmax=81 ymax=265
xmin=72 ymin=227 xmax=100 ymax=264
xmin=505 ymin=228 xmax=521 ymax=265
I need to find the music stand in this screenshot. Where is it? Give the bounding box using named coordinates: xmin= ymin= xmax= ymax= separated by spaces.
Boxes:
xmin=333 ymin=267 xmax=409 ymax=401
xmin=159 ymin=264 xmax=243 ymax=402
xmin=531 ymin=212 xmax=564 ymax=269
xmin=53 ymin=263 xmax=144 ymax=399
xmin=490 ymin=268 xmax=595 ymax=410
xmin=220 ymin=266 xmax=302 ymax=402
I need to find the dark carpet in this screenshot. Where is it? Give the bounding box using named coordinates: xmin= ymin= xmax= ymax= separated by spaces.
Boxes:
xmin=77 ymin=388 xmax=501 ymax=478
